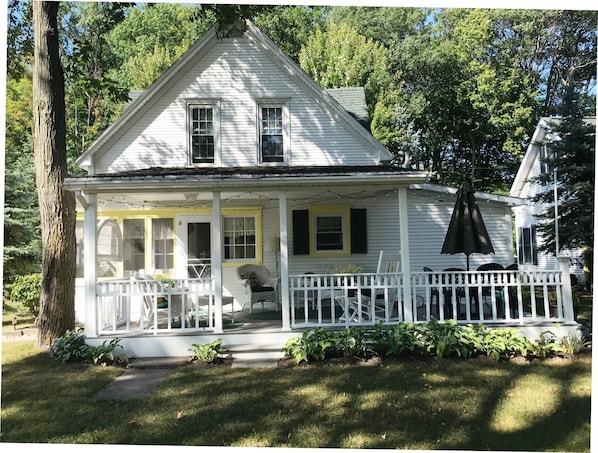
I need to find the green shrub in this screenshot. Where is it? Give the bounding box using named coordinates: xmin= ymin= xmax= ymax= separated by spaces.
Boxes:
xmin=529 ymin=331 xmax=560 ymax=358
xmin=282 ymin=322 xmax=563 ymax=364
xmin=282 ymin=328 xmax=337 ymax=364
xmin=370 ymin=321 xmax=425 ymax=357
xmin=559 ymin=332 xmax=590 ymax=355
xmin=189 ymin=339 xmax=223 ymax=363
xmin=10 ymin=273 xmax=42 ymax=318
xmin=50 ymin=329 xmax=128 ymax=366
xmin=335 ymin=327 xmax=373 ymax=358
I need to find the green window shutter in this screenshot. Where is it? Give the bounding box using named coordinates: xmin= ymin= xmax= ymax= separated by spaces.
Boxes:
xmin=292 ymin=210 xmax=310 ymax=255
xmin=350 ymin=209 xmax=367 ymax=254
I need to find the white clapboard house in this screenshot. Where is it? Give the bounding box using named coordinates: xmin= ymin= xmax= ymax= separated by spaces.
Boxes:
xmin=64 ymin=21 xmax=578 ymax=358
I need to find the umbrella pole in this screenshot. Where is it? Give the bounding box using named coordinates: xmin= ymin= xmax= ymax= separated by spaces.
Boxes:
xmin=467 ymin=255 xmax=470 ymax=271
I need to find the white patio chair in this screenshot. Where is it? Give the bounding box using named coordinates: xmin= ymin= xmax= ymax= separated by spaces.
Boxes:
xmin=235 ymin=264 xmax=280 ymax=314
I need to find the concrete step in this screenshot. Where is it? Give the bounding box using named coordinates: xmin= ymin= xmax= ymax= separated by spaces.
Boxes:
xmin=225 ymin=347 xmax=285 ymax=368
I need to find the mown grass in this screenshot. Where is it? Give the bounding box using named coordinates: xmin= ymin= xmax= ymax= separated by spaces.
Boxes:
xmin=1 ymin=339 xmax=591 ymax=451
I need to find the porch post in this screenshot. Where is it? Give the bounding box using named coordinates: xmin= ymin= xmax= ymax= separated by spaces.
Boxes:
xmin=278 ymin=191 xmax=290 ymax=331
xmin=398 ymin=187 xmax=413 ymax=322
xmin=558 ymin=256 xmax=575 ymax=322
xmin=212 ymin=191 xmax=223 ymax=333
xmin=83 ymin=193 xmax=97 ymax=337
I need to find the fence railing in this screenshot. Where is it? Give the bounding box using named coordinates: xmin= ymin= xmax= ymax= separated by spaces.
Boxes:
xmin=96 ymin=277 xmax=215 ymax=335
xmin=94 ymin=269 xmax=572 ymax=334
xmin=290 ymin=269 xmax=570 ymax=328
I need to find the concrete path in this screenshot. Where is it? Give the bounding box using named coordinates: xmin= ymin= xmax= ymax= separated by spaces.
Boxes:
xmin=93 ymin=357 xmax=187 ymax=401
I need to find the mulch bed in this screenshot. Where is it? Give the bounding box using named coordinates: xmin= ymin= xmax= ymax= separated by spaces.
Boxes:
xmin=277 ymin=349 xmax=592 ymax=369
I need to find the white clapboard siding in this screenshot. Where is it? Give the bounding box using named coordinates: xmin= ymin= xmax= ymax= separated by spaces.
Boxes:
xmin=96 ymin=34 xmax=379 ymax=173
xmin=406 ymin=193 xmax=515 ymax=273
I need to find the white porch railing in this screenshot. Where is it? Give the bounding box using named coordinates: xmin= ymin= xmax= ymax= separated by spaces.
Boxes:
xmin=290 ymin=269 xmax=573 ymax=328
xmin=94 ymin=268 xmax=574 ymax=335
xmin=96 ymin=277 xmax=216 ymax=335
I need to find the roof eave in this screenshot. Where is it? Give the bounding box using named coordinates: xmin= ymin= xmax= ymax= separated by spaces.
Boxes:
xmin=65 ymin=171 xmax=428 ymax=194
xmin=410 ymin=183 xmax=526 ymax=207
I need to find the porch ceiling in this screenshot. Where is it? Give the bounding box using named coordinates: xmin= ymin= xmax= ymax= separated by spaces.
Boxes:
xmin=88 ymin=187 xmax=402 ymax=210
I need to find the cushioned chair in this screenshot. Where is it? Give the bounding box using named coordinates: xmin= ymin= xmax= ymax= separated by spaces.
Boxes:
xmin=235 ymin=264 xmax=279 ymax=314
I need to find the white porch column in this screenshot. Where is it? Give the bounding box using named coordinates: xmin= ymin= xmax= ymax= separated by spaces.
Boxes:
xmin=398 ymin=187 xmax=413 ymax=322
xmin=558 ymin=256 xmax=575 ymax=322
xmin=278 ymin=191 xmax=291 ymax=331
xmin=82 ymin=193 xmax=97 ymax=337
xmin=212 ymin=191 xmax=223 ymax=333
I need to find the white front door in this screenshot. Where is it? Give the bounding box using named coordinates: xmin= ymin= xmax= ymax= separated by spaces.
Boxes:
xmin=175 ymin=215 xmax=212 ymax=279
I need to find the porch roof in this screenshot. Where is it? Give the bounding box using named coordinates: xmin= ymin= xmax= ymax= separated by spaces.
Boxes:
xmin=64 ymin=165 xmax=429 ymax=194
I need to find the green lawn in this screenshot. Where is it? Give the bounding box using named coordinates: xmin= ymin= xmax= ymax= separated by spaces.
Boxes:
xmin=1 ymin=339 xmax=591 ymax=451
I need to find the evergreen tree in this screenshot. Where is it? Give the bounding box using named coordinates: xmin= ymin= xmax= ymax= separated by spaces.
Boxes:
xmin=532 ymin=78 xmax=595 ymax=285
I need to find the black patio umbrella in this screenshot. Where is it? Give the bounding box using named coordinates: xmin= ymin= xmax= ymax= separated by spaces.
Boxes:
xmin=441 ymin=180 xmax=495 ymax=270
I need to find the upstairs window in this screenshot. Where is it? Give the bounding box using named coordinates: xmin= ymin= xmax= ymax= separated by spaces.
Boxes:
xmin=188 ymin=102 xmax=219 ymax=164
xmin=259 ymin=101 xmax=288 ymax=163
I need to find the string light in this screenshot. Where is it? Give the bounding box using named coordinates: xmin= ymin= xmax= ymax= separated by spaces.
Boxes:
xmin=94 ymin=189 xmax=399 ymax=211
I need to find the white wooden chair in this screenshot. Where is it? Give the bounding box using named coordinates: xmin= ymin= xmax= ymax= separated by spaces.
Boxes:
xmin=347 ymin=251 xmax=402 ymax=322
xmin=235 ymin=264 xmax=280 ymax=314
xmin=135 ymin=273 xmax=168 ymax=329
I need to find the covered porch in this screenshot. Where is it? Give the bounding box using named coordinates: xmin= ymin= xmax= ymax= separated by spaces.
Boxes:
xmin=93 ymin=261 xmax=576 ymax=336
xmin=64 ymin=168 xmax=579 ymax=357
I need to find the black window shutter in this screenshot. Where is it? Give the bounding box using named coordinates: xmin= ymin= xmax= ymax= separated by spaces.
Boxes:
xmin=350 ymin=209 xmax=367 ymax=254
xmin=292 ymin=210 xmax=310 ymax=255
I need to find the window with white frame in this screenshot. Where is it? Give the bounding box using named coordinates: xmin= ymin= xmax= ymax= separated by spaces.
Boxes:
xmin=96 ymin=219 xmax=122 ymax=278
xmin=123 ymin=219 xmax=145 ymax=276
xmin=259 ymin=102 xmax=287 ymax=163
xmin=223 ymin=216 xmax=256 ymax=260
xmin=189 ymin=102 xmax=218 ymax=164
xmin=152 ymin=218 xmax=174 ymax=273
xmin=518 ymin=225 xmax=538 ymax=265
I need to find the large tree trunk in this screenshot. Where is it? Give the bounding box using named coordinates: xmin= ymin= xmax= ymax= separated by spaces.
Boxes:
xmin=33 ymin=1 xmax=76 ymax=348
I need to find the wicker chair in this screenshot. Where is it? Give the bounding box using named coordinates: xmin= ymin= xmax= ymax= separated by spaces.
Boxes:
xmin=235 ymin=264 xmax=279 ymax=313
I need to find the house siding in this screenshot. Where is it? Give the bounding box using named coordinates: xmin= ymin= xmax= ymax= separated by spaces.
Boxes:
xmin=94 ymin=36 xmax=379 ymax=174
xmin=407 ymin=193 xmax=515 ymax=273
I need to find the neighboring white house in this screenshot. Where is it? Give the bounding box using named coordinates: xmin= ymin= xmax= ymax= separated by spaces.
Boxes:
xmin=64 ymin=21 xmax=577 ymax=358
xmin=510 ymin=116 xmax=596 ymax=287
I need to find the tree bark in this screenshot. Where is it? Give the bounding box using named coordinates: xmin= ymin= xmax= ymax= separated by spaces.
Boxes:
xmin=33 ymin=1 xmax=76 ymax=347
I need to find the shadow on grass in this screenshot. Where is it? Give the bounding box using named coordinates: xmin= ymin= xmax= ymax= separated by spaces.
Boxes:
xmin=1 ymin=342 xmax=591 ymax=450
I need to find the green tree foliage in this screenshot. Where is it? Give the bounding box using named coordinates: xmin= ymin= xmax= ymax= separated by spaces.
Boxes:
xmin=4 ymin=76 xmax=41 ymax=286
xmin=254 ymin=5 xmax=325 ymax=63
xmin=60 ymin=2 xmax=131 ymax=168
xmin=299 ymin=21 xmax=393 ymax=115
xmin=371 ymin=89 xmax=422 ymax=168
xmin=107 ymin=3 xmax=215 ymax=90
xmin=532 ymin=80 xmax=595 ymax=258
xmin=6 ymin=0 xmax=33 ymax=79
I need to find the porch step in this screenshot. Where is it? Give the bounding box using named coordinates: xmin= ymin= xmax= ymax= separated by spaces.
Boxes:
xmin=226 ymin=346 xmax=285 ymax=368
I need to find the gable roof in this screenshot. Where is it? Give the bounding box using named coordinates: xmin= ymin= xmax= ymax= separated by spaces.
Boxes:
xmin=510 ymin=116 xmax=596 ymax=197
xmin=326 ymin=87 xmax=371 ymax=132
xmin=76 ymin=20 xmax=392 ymax=171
